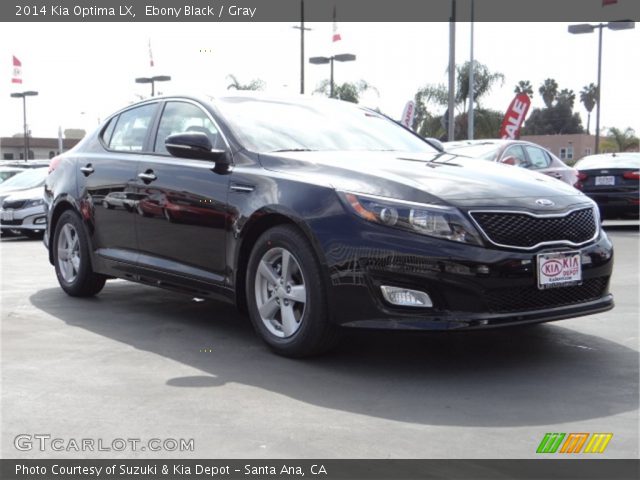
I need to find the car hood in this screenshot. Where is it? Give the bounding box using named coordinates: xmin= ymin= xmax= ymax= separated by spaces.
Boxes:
xmin=259 ymin=150 xmax=589 ymax=211
xmin=3 ymin=186 xmax=44 ymax=202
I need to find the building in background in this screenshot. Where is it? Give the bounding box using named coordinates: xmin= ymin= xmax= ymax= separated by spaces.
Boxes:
xmin=521 ymin=134 xmax=597 ymax=164
xmin=0 ymin=136 xmax=81 ymax=160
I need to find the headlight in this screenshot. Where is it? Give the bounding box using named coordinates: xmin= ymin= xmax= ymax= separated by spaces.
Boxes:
xmin=338 ymin=191 xmax=483 ymax=246
xmin=25 ymin=198 xmax=44 ymax=208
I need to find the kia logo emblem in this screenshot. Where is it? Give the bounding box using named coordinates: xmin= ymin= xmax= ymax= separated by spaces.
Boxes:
xmin=535 ymin=198 xmax=555 ymax=207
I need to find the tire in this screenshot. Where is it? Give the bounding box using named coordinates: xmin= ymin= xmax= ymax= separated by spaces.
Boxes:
xmin=246 ymin=225 xmax=340 ymax=357
xmin=53 ymin=210 xmax=106 ymax=297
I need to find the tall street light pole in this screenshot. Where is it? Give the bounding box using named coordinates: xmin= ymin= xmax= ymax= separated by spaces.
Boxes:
xmin=447 ymin=0 xmax=456 ymax=141
xmin=568 ymin=21 xmax=635 ymax=154
xmin=10 ymin=90 xmax=38 ymax=161
xmin=135 ymin=75 xmax=171 ymax=97
xmin=309 ymin=53 xmax=356 ymax=98
xmin=292 ymin=0 xmax=311 ymax=94
xmin=468 ymin=0 xmax=475 ymax=140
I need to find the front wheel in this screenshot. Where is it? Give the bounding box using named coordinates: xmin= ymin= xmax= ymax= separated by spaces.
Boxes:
xmin=53 ymin=210 xmax=106 ymax=297
xmin=246 ymin=225 xmax=339 ymax=357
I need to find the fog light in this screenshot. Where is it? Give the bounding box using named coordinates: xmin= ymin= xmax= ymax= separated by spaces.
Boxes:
xmin=380 ymin=286 xmax=432 ymax=308
xmin=34 ymin=217 xmax=46 ymax=225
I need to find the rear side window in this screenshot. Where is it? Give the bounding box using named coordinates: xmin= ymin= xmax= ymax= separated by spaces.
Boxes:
xmin=524 ymin=146 xmax=551 ymax=169
xmin=109 ymin=104 xmax=157 ymax=152
xmin=154 ymin=101 xmax=220 ymax=154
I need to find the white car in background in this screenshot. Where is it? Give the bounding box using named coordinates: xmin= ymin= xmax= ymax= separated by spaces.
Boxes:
xmin=0 ymin=167 xmax=48 ymax=238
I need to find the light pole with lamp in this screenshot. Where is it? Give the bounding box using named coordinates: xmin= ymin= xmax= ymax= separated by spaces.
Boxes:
xmin=309 ymin=53 xmax=356 ymax=98
xmin=10 ymin=90 xmax=38 ymax=161
xmin=135 ymin=75 xmax=171 ymax=97
xmin=568 ymin=20 xmax=635 ymax=154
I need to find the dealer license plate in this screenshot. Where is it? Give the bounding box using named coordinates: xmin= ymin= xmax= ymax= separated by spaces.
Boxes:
xmin=537 ymin=251 xmax=582 ymax=290
xmin=595 ymin=175 xmax=615 ymax=186
xmin=0 ymin=209 xmax=14 ymax=221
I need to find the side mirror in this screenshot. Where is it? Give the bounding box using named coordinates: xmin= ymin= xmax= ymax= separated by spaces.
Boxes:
xmin=165 ymin=132 xmax=230 ymax=164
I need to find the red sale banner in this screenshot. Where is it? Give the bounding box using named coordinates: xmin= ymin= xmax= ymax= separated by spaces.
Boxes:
xmin=499 ymin=93 xmax=531 ymax=139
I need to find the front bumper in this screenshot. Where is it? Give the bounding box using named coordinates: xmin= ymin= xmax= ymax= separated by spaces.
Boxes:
xmin=0 ymin=206 xmax=47 ymax=232
xmin=316 ymin=217 xmax=614 ymax=330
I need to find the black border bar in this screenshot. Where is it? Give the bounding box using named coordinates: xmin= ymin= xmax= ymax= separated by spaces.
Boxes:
xmin=3 ymin=0 xmax=640 ymax=22
xmin=2 ymin=459 xmax=639 ymax=480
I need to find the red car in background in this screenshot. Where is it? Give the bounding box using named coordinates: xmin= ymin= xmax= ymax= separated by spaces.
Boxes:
xmin=443 ymin=139 xmax=579 ymax=187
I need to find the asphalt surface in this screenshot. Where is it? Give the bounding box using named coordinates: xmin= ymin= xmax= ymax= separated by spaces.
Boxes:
xmin=1 ymin=223 xmax=638 ymax=459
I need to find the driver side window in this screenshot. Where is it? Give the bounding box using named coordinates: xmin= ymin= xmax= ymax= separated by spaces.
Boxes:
xmin=502 ymin=146 xmax=527 ymax=166
xmin=154 ymin=102 xmax=220 ymax=154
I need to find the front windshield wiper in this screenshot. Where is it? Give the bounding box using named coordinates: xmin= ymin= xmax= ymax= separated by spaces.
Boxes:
xmin=271 ymin=148 xmax=315 ymax=153
xmin=397 ymin=151 xmax=462 ymax=167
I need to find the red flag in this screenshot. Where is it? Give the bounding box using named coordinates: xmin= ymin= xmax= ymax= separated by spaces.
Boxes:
xmin=602 ymin=0 xmax=617 ymax=5
xmin=148 ymin=39 xmax=154 ymax=67
xmin=332 ymin=6 xmax=341 ymax=42
xmin=12 ymin=56 xmax=22 ymax=84
xmin=499 ymin=94 xmax=531 ymax=140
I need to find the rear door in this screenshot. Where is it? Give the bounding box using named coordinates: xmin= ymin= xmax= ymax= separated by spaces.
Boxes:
xmin=79 ymin=102 xmax=159 ymax=268
xmin=133 ymin=100 xmax=231 ymax=288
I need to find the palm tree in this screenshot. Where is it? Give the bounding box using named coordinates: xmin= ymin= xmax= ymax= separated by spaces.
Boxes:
xmin=226 ymin=74 xmax=265 ymax=91
xmin=580 ymin=83 xmax=598 ymax=134
xmin=606 ymin=127 xmax=640 ymax=152
xmin=539 ymin=78 xmax=559 ymax=108
xmin=514 ymin=80 xmax=534 ymax=98
xmin=314 ymin=79 xmax=378 ymax=103
xmin=455 ymin=61 xmax=505 ymax=112
xmin=557 ymin=89 xmax=576 ymax=109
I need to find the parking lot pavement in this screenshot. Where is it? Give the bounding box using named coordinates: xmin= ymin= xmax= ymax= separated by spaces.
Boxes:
xmin=1 ymin=226 xmax=638 ymax=460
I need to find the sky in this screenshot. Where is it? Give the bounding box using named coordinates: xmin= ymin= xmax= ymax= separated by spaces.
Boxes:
xmin=0 ymin=21 xmax=638 ymax=139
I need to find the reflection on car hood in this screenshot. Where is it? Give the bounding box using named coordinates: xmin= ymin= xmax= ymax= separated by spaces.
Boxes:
xmin=260 ymin=150 xmax=589 ymax=211
xmin=2 ymin=186 xmax=44 ymax=202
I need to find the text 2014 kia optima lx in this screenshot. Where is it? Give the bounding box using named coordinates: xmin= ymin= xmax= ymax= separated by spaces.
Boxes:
xmin=43 ymin=95 xmax=614 ymax=356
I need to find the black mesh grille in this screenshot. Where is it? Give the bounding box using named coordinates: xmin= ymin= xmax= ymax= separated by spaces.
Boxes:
xmin=2 ymin=199 xmax=27 ymax=209
xmin=484 ymin=277 xmax=608 ymax=313
xmin=470 ymin=208 xmax=597 ymax=248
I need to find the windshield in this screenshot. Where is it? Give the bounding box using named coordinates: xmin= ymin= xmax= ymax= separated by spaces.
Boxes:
xmin=215 ymin=97 xmax=436 ymax=154
xmin=0 ymin=168 xmax=47 ymax=190
xmin=444 ymin=143 xmax=500 ymax=161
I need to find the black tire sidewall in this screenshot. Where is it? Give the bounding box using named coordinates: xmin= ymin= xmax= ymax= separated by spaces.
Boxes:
xmin=246 ymin=226 xmax=329 ymax=356
xmin=53 ymin=210 xmax=98 ymax=295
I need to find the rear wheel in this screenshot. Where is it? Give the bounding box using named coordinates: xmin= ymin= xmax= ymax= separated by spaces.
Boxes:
xmin=53 ymin=210 xmax=106 ymax=297
xmin=246 ymin=225 xmax=339 ymax=357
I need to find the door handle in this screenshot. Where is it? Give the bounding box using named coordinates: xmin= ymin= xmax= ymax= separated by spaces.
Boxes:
xmin=138 ymin=171 xmax=157 ymax=183
xmin=80 ymin=164 xmax=94 ymax=176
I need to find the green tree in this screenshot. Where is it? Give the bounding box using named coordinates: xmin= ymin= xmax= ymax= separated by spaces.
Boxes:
xmin=539 ymin=78 xmax=559 ymax=108
xmin=226 ymin=74 xmax=265 ymax=91
xmin=314 ymin=79 xmax=378 ymax=103
xmin=514 ymin=80 xmax=534 ymax=98
xmin=579 ymin=83 xmax=598 ymax=134
xmin=455 ymin=61 xmax=505 ymax=112
xmin=557 ymin=88 xmax=576 ymax=109
xmin=606 ymin=127 xmax=640 ymax=152
xmin=523 ymin=104 xmax=584 ymax=135
xmin=412 ymin=84 xmax=448 ymax=136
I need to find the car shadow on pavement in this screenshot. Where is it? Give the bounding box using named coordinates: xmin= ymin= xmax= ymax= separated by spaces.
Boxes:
xmin=30 ymin=282 xmax=638 ymax=428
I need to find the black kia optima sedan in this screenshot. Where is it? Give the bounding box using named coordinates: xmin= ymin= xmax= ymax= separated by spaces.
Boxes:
xmin=44 ymin=95 xmax=614 ymax=356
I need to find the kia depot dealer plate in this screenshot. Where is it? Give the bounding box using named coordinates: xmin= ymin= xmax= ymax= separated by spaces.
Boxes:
xmin=537 ymin=251 xmax=582 ymax=289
